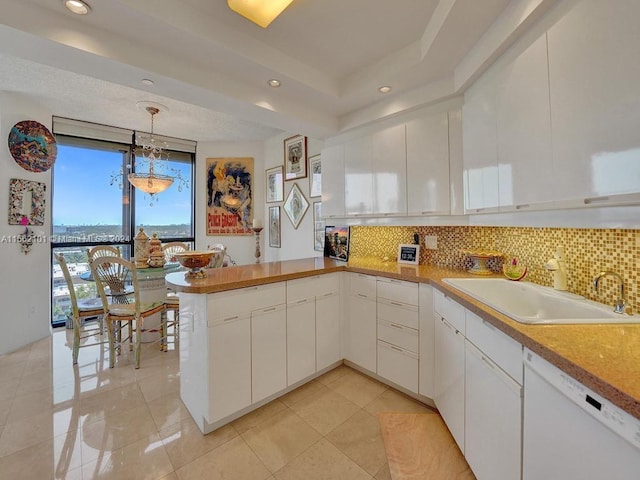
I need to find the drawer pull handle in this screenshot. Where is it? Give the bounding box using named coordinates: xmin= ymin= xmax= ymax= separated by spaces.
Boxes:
xmin=390 ymin=301 xmax=403 ymax=307
xmin=391 ymin=345 xmax=404 ymax=352
xmin=263 ymin=307 xmax=277 ymax=313
xmin=322 ymin=292 xmax=334 ymax=297
xmin=584 ymin=196 xmax=610 ymax=204
xmin=515 ymin=204 xmax=530 ymax=210
xmin=390 ymin=323 xmax=403 ymax=330
xmin=297 ymin=299 xmax=308 ymax=304
xmin=358 ymin=293 xmax=368 ymax=298
xmin=223 ymin=315 xmax=239 ymax=322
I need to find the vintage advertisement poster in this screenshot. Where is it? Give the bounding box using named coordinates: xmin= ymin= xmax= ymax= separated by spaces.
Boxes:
xmin=206 ymin=157 xmax=254 ymax=235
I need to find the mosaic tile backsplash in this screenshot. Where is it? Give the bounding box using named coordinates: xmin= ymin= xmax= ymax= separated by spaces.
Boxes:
xmin=349 ymin=226 xmax=639 ymax=315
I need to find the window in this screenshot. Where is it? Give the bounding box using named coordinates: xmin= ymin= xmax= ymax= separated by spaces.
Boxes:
xmin=50 ymin=122 xmax=195 ymax=327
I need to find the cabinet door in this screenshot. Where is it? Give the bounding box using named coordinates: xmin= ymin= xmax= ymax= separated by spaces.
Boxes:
xmin=208 ymin=316 xmax=251 ymax=423
xmin=548 ymin=0 xmax=640 ymax=205
xmin=434 ymin=316 xmax=465 ymax=452
xmin=251 ymin=304 xmax=287 ymax=403
xmin=377 ymin=340 xmax=419 ymax=393
xmin=465 ymin=341 xmax=522 ymax=480
xmin=345 ymin=294 xmax=377 ymax=372
xmin=321 ymin=144 xmax=345 ymax=218
xmin=316 ymin=291 xmax=341 ymax=371
xmin=463 ymin=72 xmax=500 ymax=213
xmin=344 ymin=135 xmax=374 ymax=216
xmin=287 ymin=298 xmax=316 ymax=385
xmin=372 ymin=124 xmax=407 ymax=215
xmin=497 ymin=34 xmax=553 ymax=211
xmin=406 ymin=113 xmax=450 ymax=215
xmin=418 ymin=284 xmax=435 ymax=398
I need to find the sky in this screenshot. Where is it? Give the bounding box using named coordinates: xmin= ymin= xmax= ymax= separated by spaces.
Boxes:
xmin=53 ymin=144 xmax=192 ymax=227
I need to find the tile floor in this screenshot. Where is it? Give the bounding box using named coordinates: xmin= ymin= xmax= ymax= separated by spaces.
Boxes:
xmin=0 ymin=325 xmax=438 ymax=479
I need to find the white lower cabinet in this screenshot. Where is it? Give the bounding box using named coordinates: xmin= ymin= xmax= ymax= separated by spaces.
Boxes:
xmin=346 ymin=293 xmax=377 ymax=372
xmin=286 ymin=297 xmax=316 ymax=386
xmin=465 ymin=340 xmax=522 ymax=480
xmin=434 ymin=315 xmax=466 ymax=452
xmin=377 ymin=340 xmax=419 ymax=392
xmin=251 ymin=304 xmax=287 ymax=403
xmin=418 ymin=283 xmax=435 ymax=398
xmin=316 ymin=291 xmax=341 ymax=370
xmin=208 ymin=315 xmax=252 ymax=423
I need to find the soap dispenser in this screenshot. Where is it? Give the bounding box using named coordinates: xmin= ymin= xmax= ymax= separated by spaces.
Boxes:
xmin=545 ymin=246 xmax=568 ymax=291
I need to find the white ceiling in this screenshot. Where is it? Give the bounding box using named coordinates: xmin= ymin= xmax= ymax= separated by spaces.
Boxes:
xmin=0 ymin=0 xmax=547 ymax=143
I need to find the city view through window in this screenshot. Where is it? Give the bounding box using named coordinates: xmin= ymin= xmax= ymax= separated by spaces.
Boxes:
xmin=51 ymin=138 xmax=194 ymax=326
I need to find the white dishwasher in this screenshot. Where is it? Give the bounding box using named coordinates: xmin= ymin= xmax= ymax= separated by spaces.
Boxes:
xmin=523 ymin=349 xmax=640 ymax=480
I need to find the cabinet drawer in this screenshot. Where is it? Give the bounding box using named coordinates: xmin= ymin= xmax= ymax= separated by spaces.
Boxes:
xmin=376 ymin=277 xmax=419 ymax=306
xmin=377 ymin=340 xmax=419 ymax=393
xmin=377 ymin=319 xmax=418 ymax=353
xmin=208 ymin=282 xmax=286 ymax=323
xmin=433 ymin=288 xmax=465 ymax=333
xmin=349 ymin=273 xmax=376 ymax=298
xmin=287 ymin=273 xmax=339 ymax=302
xmin=377 ymin=298 xmax=419 ymax=329
xmin=466 ymin=310 xmax=523 ymax=384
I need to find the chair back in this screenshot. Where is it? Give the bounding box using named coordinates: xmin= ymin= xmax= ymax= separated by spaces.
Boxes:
xmin=89 ymin=255 xmax=139 ymax=310
xmin=87 ymin=245 xmax=121 ymax=263
xmin=207 ymin=244 xmax=227 ymax=268
xmin=162 ymin=242 xmax=189 ymax=263
xmin=55 ymin=253 xmax=82 ymax=321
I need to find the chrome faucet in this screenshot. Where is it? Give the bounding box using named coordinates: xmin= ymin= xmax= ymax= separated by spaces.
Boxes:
xmin=593 ymin=271 xmax=626 ymax=314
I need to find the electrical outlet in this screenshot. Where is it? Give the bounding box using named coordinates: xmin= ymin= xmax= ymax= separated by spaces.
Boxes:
xmin=425 ymin=235 xmax=438 ymax=250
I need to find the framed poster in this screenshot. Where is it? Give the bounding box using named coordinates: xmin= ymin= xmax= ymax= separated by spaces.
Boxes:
xmin=268 ymin=206 xmax=281 ymax=248
xmin=313 ymin=201 xmax=324 ymax=252
xmin=398 ymin=244 xmax=420 ymax=265
xmin=283 ymin=183 xmax=309 ymax=229
xmin=265 ymin=165 xmax=283 ymax=203
xmin=284 ymin=134 xmax=307 ymax=181
xmin=205 ymin=157 xmax=254 ymax=235
xmin=324 ymin=225 xmax=349 ymax=261
xmin=309 ymin=154 xmax=321 ymax=198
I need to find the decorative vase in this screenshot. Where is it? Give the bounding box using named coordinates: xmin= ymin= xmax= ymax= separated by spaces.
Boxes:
xmin=134 ymin=227 xmax=150 ymax=268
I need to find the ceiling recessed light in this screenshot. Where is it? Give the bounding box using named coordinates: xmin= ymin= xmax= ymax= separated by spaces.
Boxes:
xmin=64 ymin=0 xmax=91 ymax=15
xmin=141 ymin=79 xmax=155 ymax=86
xmin=378 ymin=86 xmax=392 ymax=94
xmin=268 ymin=79 xmax=281 ymax=88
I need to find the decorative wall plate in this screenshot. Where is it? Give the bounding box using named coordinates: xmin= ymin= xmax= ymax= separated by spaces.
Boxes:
xmin=8 ymin=120 xmax=57 ymax=172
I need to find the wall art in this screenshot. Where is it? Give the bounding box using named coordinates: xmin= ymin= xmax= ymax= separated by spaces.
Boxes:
xmin=265 ymin=165 xmax=283 ymax=203
xmin=8 ymin=178 xmax=46 ymax=226
xmin=8 ymin=120 xmax=57 ymax=172
xmin=268 ymin=206 xmax=281 ymax=248
xmin=313 ymin=201 xmax=324 ymax=251
xmin=283 ymin=183 xmax=309 ymax=229
xmin=205 ymin=157 xmax=253 ymax=235
xmin=284 ymin=134 xmax=307 ymax=181
xmin=309 ymin=154 xmax=321 ymax=198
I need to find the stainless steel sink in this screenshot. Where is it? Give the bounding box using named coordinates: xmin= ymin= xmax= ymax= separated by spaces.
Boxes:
xmin=442 ymin=278 xmax=640 ymax=325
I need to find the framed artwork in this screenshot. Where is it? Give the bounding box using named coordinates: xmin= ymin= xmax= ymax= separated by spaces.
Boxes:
xmin=283 ymin=183 xmax=309 ymax=229
xmin=268 ymin=206 xmax=281 ymax=248
xmin=284 ymin=134 xmax=307 ymax=181
xmin=8 ymin=178 xmax=46 ymax=226
xmin=398 ymin=244 xmax=420 ymax=265
xmin=265 ymin=165 xmax=283 ymax=203
xmin=309 ymin=154 xmax=321 ymax=198
xmin=205 ymin=157 xmax=254 ymax=235
xmin=313 ymin=202 xmax=324 ymax=252
xmin=324 ymin=225 xmax=350 ymax=262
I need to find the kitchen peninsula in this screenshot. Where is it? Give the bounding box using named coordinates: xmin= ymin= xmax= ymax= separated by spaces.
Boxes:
xmin=166 ymin=258 xmax=640 ymax=436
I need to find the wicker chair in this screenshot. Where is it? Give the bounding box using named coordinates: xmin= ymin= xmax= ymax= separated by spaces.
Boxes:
xmin=87 ymin=245 xmax=121 ymax=262
xmin=55 ymin=253 xmax=107 ymax=364
xmin=161 ymin=242 xmax=188 ymax=351
xmin=89 ymin=255 xmax=166 ymax=368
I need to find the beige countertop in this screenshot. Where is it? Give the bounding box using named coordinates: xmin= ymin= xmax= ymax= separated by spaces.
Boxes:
xmin=166 ymin=256 xmax=640 ymax=420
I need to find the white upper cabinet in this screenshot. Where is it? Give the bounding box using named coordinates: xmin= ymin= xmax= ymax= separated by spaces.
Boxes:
xmin=496 ymin=34 xmax=554 ymax=211
xmin=344 ymin=134 xmax=374 ymax=216
xmin=372 ymin=124 xmax=407 ymax=216
xmin=547 ymin=0 xmax=640 ymax=206
xmin=321 ymin=144 xmax=345 ymax=218
xmin=463 ymin=71 xmax=500 ymax=213
xmin=406 ymin=112 xmax=450 ymax=215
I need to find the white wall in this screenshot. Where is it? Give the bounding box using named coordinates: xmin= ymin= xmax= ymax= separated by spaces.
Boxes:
xmin=195 ymin=141 xmax=266 ymax=265
xmin=263 ymin=133 xmax=323 ymax=263
xmin=0 ymin=92 xmax=53 ymax=355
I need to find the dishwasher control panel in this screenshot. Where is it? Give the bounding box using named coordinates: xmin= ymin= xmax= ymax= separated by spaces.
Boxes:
xmin=524 ymin=349 xmax=640 ymax=451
